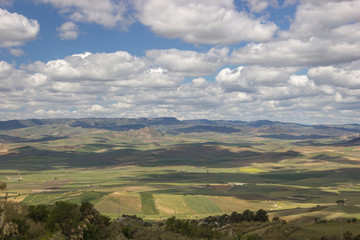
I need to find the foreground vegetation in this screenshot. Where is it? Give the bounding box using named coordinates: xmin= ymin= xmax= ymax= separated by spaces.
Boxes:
xmin=2 ymin=200 xmax=360 ymax=240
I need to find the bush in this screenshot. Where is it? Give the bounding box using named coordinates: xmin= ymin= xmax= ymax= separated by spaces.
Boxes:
xmin=0 ymin=181 xmax=6 ymax=190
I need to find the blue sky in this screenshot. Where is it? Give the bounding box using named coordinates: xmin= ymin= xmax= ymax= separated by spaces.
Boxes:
xmin=0 ymin=0 xmax=360 ymax=124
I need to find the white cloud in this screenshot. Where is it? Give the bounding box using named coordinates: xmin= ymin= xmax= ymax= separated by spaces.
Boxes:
xmin=25 ymin=73 xmax=48 ymax=87
xmin=134 ymin=0 xmax=278 ymax=44
xmin=230 ymin=0 xmax=360 ymax=67
xmin=280 ymin=0 xmax=360 ymax=41
xmin=216 ymin=67 xmax=254 ymax=93
xmin=33 ymin=109 xmax=79 ymax=118
xmin=26 ymin=51 xmax=147 ymax=81
xmin=50 ymin=81 xmax=81 ymax=93
xmin=282 ymin=0 xmax=297 ymax=7
xmin=111 ymin=67 xmax=182 ymax=88
xmin=1 ymin=45 xmax=360 ymax=124
xmin=8 ymin=48 xmax=24 ymax=56
xmin=241 ymin=66 xmax=298 ymax=85
xmin=37 ymin=0 xmax=132 ymax=28
xmin=231 ymin=38 xmax=360 ymax=67
xmin=192 ymin=78 xmax=209 ymax=88
xmin=308 ymin=63 xmax=360 ymax=89
xmin=0 ymin=8 xmax=39 ymax=47
xmin=244 ymin=0 xmax=278 ymax=13
xmin=0 ymin=61 xmax=33 ymax=91
xmin=57 ymin=21 xmax=79 ymax=40
xmin=215 ymin=65 xmax=298 ymax=93
xmin=0 ymin=61 xmax=13 ymax=79
xmin=85 ymin=104 xmax=108 ymax=113
xmin=146 ymin=48 xmax=228 ymax=76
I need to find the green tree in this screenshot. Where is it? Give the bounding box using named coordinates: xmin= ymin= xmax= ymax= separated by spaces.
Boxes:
xmin=229 ymin=211 xmax=243 ymax=223
xmin=80 ymin=202 xmax=111 ymax=239
xmin=255 ymin=209 xmax=269 ymax=222
xmin=9 ymin=218 xmax=30 ymax=239
xmin=27 ymin=204 xmax=50 ymax=224
xmin=242 ymin=209 xmax=255 ymax=221
xmin=47 ymin=201 xmax=82 ymax=238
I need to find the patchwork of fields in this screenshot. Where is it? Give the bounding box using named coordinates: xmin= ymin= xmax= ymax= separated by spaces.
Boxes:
xmin=1 ymin=121 xmax=360 ymax=222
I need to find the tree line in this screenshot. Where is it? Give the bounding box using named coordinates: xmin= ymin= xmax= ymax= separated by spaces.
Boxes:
xmin=0 ymin=200 xmax=271 ymax=239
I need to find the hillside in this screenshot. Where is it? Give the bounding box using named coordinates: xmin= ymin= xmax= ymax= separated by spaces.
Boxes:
xmin=0 ymin=117 xmax=359 ymax=137
xmin=339 ymin=136 xmax=360 ymax=146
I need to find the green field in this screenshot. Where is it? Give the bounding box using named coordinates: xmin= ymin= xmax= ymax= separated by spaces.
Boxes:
xmin=140 ymin=193 xmax=158 ymax=215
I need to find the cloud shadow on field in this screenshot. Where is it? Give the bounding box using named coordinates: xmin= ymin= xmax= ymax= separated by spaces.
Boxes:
xmin=0 ymin=143 xmax=301 ymax=171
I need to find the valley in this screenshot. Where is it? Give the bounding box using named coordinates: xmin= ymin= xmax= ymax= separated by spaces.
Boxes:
xmin=1 ymin=118 xmax=360 ymax=226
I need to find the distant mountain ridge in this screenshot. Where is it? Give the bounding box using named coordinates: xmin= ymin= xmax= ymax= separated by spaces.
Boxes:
xmin=0 ymin=117 xmax=359 ymax=138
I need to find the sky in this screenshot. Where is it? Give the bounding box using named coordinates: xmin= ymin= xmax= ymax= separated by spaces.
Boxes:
xmin=0 ymin=0 xmax=360 ymax=124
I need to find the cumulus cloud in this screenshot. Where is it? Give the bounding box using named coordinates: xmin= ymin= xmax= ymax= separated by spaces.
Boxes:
xmin=0 ymin=8 xmax=39 ymax=47
xmin=26 ymin=51 xmax=147 ymax=81
xmin=85 ymin=104 xmax=109 ymax=113
xmin=146 ymin=48 xmax=228 ymax=76
xmin=111 ymin=67 xmax=183 ymax=88
xmin=57 ymin=21 xmax=79 ymax=40
xmin=134 ymin=0 xmax=278 ymax=44
xmin=8 ymin=48 xmax=24 ymax=56
xmin=211 ymin=64 xmax=360 ymax=122
xmin=230 ymin=0 xmax=360 ymax=67
xmin=215 ymin=65 xmax=298 ymax=93
xmin=308 ymin=63 xmax=360 ymax=89
xmin=0 ymin=61 xmax=27 ymax=91
xmin=258 ymin=75 xmax=317 ymax=101
xmin=1 ymin=45 xmax=359 ymax=124
xmin=2 ymin=1 xmax=360 ymax=124
xmin=216 ymin=67 xmax=254 ymax=93
xmin=231 ymin=38 xmax=360 ymax=67
xmin=241 ymin=66 xmax=298 ymax=85
xmin=280 ymin=0 xmax=360 ymax=41
xmin=244 ymin=0 xmax=278 ymax=13
xmin=37 ymin=0 xmax=132 ymax=28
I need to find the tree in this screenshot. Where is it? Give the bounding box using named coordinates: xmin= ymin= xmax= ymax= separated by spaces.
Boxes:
xmin=255 ymin=209 xmax=269 ymax=222
xmin=47 ymin=201 xmax=82 ymax=238
xmin=229 ymin=211 xmax=243 ymax=223
xmin=27 ymin=204 xmax=50 ymax=224
xmin=9 ymin=218 xmax=30 ymax=239
xmin=80 ymin=201 xmax=111 ymax=239
xmin=242 ymin=209 xmax=255 ymax=221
